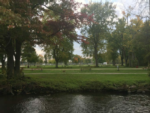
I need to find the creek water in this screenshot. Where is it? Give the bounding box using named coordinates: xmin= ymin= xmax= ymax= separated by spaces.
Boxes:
xmin=0 ymin=93 xmax=150 ymax=113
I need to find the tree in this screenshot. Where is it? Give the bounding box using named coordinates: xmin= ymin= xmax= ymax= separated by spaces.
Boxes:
xmin=106 ymin=32 xmax=119 ymax=66
xmin=113 ymin=18 xmax=126 ymax=66
xmin=129 ymin=17 xmax=144 ymax=66
xmin=22 ymin=44 xmax=39 ymax=68
xmin=38 ymin=54 xmax=44 ymax=63
xmin=44 ymin=54 xmax=48 ymax=64
xmin=49 ymin=59 xmax=55 ymax=64
xmin=0 ymin=0 xmax=47 ymax=78
xmin=138 ymin=20 xmax=150 ymax=68
xmin=72 ymin=55 xmax=83 ymax=64
xmin=43 ymin=37 xmax=73 ymax=68
xmin=41 ymin=0 xmax=93 ymax=68
xmin=124 ymin=0 xmax=150 ymax=19
xmin=0 ymin=0 xmax=93 ymax=78
xmin=83 ymin=58 xmax=92 ymax=64
xmin=81 ymin=2 xmax=116 ymax=67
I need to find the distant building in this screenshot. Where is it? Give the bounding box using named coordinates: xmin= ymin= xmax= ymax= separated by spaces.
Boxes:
xmin=103 ymin=62 xmax=107 ymax=65
xmin=68 ymin=60 xmax=72 ymax=63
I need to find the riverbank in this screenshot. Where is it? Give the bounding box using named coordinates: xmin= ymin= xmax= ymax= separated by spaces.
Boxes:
xmin=0 ymin=72 xmax=150 ymax=95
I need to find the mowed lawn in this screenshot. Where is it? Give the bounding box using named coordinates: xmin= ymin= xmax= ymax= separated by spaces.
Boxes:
xmin=24 ymin=68 xmax=147 ymax=74
xmin=23 ymin=68 xmax=150 ymax=89
xmin=0 ymin=67 xmax=150 ymax=91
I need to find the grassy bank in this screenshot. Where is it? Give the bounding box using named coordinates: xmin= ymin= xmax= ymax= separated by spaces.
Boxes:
xmin=0 ymin=67 xmax=150 ymax=95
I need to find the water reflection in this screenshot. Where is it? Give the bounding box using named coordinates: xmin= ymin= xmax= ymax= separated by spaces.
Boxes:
xmin=18 ymin=98 xmax=45 ymax=113
xmin=0 ymin=93 xmax=150 ymax=113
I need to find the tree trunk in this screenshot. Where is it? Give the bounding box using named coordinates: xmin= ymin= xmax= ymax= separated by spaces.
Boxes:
xmin=121 ymin=55 xmax=123 ymax=66
xmin=112 ymin=59 xmax=116 ymax=66
xmin=53 ymin=48 xmax=59 ymax=68
xmin=148 ymin=59 xmax=150 ymax=76
xmin=1 ymin=55 xmax=6 ymax=70
xmin=121 ymin=34 xmax=124 ymax=66
xmin=137 ymin=59 xmax=140 ymax=66
xmin=94 ymin=44 xmax=98 ymax=67
xmin=5 ymin=36 xmax=14 ymax=79
xmin=129 ymin=53 xmax=131 ymax=67
xmin=125 ymin=56 xmax=128 ymax=67
xmin=14 ymin=40 xmax=22 ymax=76
xmin=27 ymin=62 xmax=30 ymax=68
xmin=55 ymin=60 xmax=58 ymax=68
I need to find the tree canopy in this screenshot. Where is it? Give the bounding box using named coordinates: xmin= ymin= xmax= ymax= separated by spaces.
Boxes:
xmin=81 ymin=2 xmax=116 ymax=67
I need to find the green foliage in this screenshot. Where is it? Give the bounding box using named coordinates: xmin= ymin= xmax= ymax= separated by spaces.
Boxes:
xmin=81 ymin=2 xmax=116 ymax=66
xmin=82 ymin=58 xmax=92 ymax=64
xmin=138 ymin=21 xmax=150 ymax=60
xmin=72 ymin=55 xmax=83 ymax=63
xmin=43 ymin=37 xmax=73 ymax=66
xmin=106 ymin=32 xmax=119 ymax=64
xmin=22 ymin=43 xmax=39 ymax=63
xmin=38 ymin=54 xmax=44 ymax=63
xmin=49 ymin=59 xmax=56 ymax=64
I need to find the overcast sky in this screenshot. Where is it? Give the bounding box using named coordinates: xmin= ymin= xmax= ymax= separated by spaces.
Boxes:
xmin=35 ymin=0 xmax=132 ymax=56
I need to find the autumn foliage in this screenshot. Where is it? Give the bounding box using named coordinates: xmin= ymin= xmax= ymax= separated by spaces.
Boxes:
xmin=0 ymin=0 xmax=93 ymax=78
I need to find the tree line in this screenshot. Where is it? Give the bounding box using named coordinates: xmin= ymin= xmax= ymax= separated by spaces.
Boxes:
xmin=0 ymin=0 xmax=93 ymax=78
xmin=0 ymin=0 xmax=150 ymax=79
xmin=80 ymin=2 xmax=150 ymax=67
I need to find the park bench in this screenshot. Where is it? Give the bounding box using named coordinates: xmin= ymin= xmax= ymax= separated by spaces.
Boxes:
xmin=80 ymin=66 xmax=91 ymax=71
xmin=31 ymin=66 xmax=43 ymax=71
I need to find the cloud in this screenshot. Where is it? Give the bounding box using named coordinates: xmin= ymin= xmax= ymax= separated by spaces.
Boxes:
xmin=113 ymin=2 xmax=124 ymax=18
xmin=73 ymin=42 xmax=83 ymax=56
xmin=35 ymin=45 xmax=45 ymax=56
xmin=75 ymin=0 xmax=86 ymax=4
xmin=74 ymin=0 xmax=86 ymax=12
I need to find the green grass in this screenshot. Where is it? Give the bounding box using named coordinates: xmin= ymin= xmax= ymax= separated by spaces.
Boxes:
xmin=0 ymin=67 xmax=150 ymax=93
xmin=24 ymin=68 xmax=150 ymax=91
xmin=24 ymin=68 xmax=147 ymax=74
xmin=22 ymin=64 xmax=129 ymax=69
xmin=26 ymin=74 xmax=150 ymax=84
xmin=22 ymin=73 xmax=150 ymax=92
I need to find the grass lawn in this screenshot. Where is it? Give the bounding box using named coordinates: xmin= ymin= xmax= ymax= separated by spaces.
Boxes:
xmin=26 ymin=73 xmax=150 ymax=85
xmin=22 ymin=65 xmax=133 ymax=69
xmin=24 ymin=68 xmax=147 ymax=74
xmin=0 ymin=67 xmax=150 ymax=93
xmin=23 ymin=68 xmax=150 ymax=91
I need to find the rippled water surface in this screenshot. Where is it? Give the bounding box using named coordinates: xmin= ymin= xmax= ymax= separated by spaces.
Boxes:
xmin=0 ymin=93 xmax=150 ymax=113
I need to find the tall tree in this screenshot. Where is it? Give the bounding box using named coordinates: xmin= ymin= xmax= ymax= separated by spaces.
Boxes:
xmin=106 ymin=32 xmax=119 ymax=66
xmin=0 ymin=0 xmax=46 ymax=78
xmin=81 ymin=2 xmax=116 ymax=67
xmin=114 ymin=18 xmax=126 ymax=66
xmin=0 ymin=0 xmax=93 ymax=78
xmin=43 ymin=37 xmax=73 ymax=68
xmin=129 ymin=17 xmax=144 ymax=66
xmin=22 ymin=43 xmax=39 ymax=68
xmin=138 ymin=20 xmax=150 ymax=68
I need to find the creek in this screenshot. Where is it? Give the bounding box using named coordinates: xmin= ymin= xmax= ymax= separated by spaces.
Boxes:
xmin=0 ymin=93 xmax=150 ymax=113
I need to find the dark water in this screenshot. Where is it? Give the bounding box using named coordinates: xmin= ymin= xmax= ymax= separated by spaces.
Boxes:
xmin=0 ymin=93 xmax=150 ymax=113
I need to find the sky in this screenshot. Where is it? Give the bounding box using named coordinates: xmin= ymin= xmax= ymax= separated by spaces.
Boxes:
xmin=35 ymin=0 xmax=132 ymax=57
